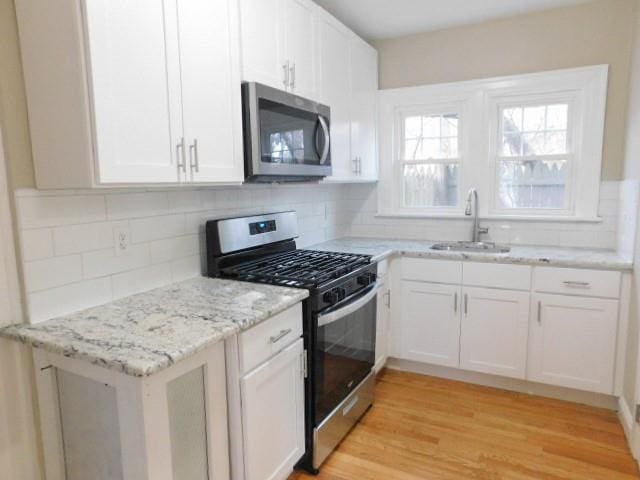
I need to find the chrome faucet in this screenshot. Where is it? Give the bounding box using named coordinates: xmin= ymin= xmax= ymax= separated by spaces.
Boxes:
xmin=465 ymin=188 xmax=488 ymax=243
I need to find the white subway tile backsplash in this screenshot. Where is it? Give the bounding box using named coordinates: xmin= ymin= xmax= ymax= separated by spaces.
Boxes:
xmin=27 ymin=277 xmax=113 ymax=324
xmin=106 ymin=192 xmax=169 ymax=220
xmin=150 ymin=235 xmax=200 ymax=264
xmin=14 ymin=180 xmax=627 ymax=324
xmin=112 ymin=263 xmax=172 ymax=300
xmin=53 ymin=221 xmax=128 ymax=256
xmin=130 ymin=214 xmax=187 ymax=243
xmin=23 ymin=255 xmax=83 ymax=293
xmin=171 ymin=255 xmax=203 ymax=282
xmin=20 ymin=228 xmax=53 ymax=261
xmin=17 ymin=194 xmax=106 ymax=228
xmin=82 ymin=244 xmax=150 ymax=279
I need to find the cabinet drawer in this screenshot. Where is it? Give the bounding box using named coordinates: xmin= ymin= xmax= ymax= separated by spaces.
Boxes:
xmin=533 ymin=267 xmax=621 ymax=299
xmin=239 ymin=303 xmax=303 ymax=374
xmin=402 ymin=258 xmax=462 ymax=284
xmin=463 ymin=262 xmax=531 ymax=291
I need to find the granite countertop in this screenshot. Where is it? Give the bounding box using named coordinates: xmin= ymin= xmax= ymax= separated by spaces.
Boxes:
xmin=0 ymin=277 xmax=308 ymax=377
xmin=311 ymin=237 xmax=633 ymax=271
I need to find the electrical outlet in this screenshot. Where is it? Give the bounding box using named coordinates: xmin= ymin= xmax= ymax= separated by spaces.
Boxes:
xmin=113 ymin=226 xmax=131 ymax=256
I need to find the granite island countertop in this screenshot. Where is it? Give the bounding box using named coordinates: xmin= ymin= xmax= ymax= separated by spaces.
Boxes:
xmin=311 ymin=237 xmax=633 ymax=271
xmin=0 ymin=277 xmax=308 ymax=377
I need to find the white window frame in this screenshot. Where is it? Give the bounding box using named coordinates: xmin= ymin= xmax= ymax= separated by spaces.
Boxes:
xmin=377 ymin=65 xmax=608 ymax=221
xmin=395 ymin=102 xmax=468 ymax=214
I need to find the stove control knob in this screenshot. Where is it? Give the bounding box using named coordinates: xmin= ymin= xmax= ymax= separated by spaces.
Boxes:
xmin=357 ymin=273 xmax=376 ymax=286
xmin=337 ymin=287 xmax=347 ymax=301
xmin=323 ymin=289 xmax=340 ymax=304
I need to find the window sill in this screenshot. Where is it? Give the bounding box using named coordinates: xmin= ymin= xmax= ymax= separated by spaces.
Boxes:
xmin=375 ymin=212 xmax=604 ymax=223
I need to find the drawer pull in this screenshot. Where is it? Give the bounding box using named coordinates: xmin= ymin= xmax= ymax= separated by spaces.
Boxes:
xmin=270 ymin=329 xmax=292 ymax=344
xmin=537 ymin=300 xmax=542 ymax=324
xmin=562 ymin=281 xmax=591 ymax=288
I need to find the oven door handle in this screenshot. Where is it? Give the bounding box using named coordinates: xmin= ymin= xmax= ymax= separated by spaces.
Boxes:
xmin=317 ymin=285 xmax=378 ymax=328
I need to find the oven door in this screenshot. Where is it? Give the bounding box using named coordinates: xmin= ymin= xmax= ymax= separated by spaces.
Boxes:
xmin=243 ymin=82 xmax=331 ymax=180
xmin=313 ymin=285 xmax=377 ymax=425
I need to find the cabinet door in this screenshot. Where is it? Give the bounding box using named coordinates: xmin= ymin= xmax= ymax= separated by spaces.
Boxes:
xmin=284 ymin=0 xmax=317 ymax=99
xmin=84 ymin=0 xmax=182 ymax=184
xmin=374 ymin=280 xmax=390 ymax=372
xmin=529 ymin=294 xmax=618 ymax=394
xmin=177 ymin=0 xmax=244 ymax=184
xmin=317 ymin=13 xmax=353 ymax=181
xmin=349 ymin=38 xmax=378 ymax=181
xmin=460 ymin=287 xmax=530 ymax=379
xmin=241 ymin=339 xmax=305 ymax=480
xmin=239 ymin=0 xmax=287 ymax=90
xmin=400 ymin=281 xmax=461 ymax=368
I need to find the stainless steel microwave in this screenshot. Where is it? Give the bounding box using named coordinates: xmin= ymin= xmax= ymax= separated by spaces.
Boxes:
xmin=241 ymin=82 xmax=331 ymax=182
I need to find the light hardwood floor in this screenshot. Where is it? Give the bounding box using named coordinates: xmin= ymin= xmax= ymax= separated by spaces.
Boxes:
xmin=290 ymin=369 xmax=640 ymax=480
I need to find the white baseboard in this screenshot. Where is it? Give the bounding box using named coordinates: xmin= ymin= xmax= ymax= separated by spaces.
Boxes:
xmin=387 ymin=358 xmax=618 ymax=410
xmin=619 ymin=396 xmax=635 ymax=446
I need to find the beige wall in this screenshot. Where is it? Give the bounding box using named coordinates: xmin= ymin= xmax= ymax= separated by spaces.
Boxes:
xmin=373 ymin=0 xmax=637 ymax=181
xmin=623 ymin=1 xmax=640 ymax=411
xmin=0 ymin=0 xmax=34 ymax=189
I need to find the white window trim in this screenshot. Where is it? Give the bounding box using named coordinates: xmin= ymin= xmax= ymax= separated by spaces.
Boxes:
xmin=377 ymin=65 xmax=609 ymax=220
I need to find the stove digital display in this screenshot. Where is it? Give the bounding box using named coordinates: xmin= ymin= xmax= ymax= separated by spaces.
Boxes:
xmin=249 ymin=219 xmax=276 ymax=235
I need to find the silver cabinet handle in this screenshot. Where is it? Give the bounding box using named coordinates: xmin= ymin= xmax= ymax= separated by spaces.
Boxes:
xmin=464 ymin=293 xmax=468 ymax=315
xmin=289 ymin=62 xmax=296 ymax=89
xmin=359 ymin=157 xmax=363 ymax=175
xmin=283 ymin=61 xmax=290 ymax=88
xmin=562 ymin=281 xmax=590 ymax=288
xmin=454 ymin=292 xmax=458 ymax=314
xmin=176 ymin=137 xmax=187 ymax=174
xmin=352 ymin=158 xmax=358 ymax=173
xmin=270 ymin=328 xmax=292 ymax=344
xmin=537 ymin=300 xmax=542 ymax=324
xmin=189 ymin=139 xmax=199 ymax=173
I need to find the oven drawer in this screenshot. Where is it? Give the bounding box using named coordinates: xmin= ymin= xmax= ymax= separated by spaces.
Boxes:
xmin=239 ymin=303 xmax=303 ymax=374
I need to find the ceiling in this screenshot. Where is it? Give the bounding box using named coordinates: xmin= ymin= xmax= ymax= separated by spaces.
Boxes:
xmin=313 ymin=0 xmax=591 ymax=40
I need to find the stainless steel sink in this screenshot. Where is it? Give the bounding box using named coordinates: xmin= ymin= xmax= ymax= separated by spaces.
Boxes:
xmin=430 ymin=241 xmax=511 ymax=253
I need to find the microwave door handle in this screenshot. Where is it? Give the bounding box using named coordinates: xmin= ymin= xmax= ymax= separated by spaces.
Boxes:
xmin=317 ymin=115 xmax=330 ymax=165
xmin=317 ymin=285 xmax=378 ymax=328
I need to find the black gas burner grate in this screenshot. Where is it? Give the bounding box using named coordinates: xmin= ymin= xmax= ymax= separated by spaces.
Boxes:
xmin=222 ymin=250 xmax=372 ymax=288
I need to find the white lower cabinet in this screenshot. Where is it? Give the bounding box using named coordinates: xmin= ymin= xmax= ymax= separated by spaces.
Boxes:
xmin=459 ymin=287 xmax=530 ymax=379
xmin=374 ymin=276 xmax=390 ymax=372
xmin=393 ymin=258 xmax=625 ymax=395
xmin=240 ymin=338 xmax=305 ymax=480
xmin=528 ymin=293 xmax=618 ymax=394
xmin=399 ymin=280 xmax=461 ymax=368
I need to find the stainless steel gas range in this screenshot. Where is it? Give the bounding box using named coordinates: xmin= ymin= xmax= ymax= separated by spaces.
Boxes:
xmin=205 ymin=211 xmax=377 ymax=473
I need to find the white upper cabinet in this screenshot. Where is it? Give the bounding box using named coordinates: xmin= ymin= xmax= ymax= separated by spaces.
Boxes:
xmin=240 ymin=0 xmax=317 ymax=98
xmin=349 ymin=37 xmax=379 ymax=181
xmin=284 ymin=0 xmax=317 ymax=99
xmin=84 ymin=1 xmax=181 ymax=184
xmin=239 ymin=0 xmax=287 ymax=90
xmin=317 ymin=12 xmax=353 ymax=181
xmin=16 ymin=0 xmax=244 ymax=188
xmin=177 ymin=0 xmax=244 ymax=183
xmin=317 ymin=9 xmax=378 ymax=183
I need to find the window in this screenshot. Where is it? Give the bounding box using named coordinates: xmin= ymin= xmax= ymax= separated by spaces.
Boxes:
xmin=497 ymin=103 xmax=570 ymax=210
xmin=401 ymin=112 xmax=460 ymax=208
xmin=378 ymin=66 xmax=608 ymax=220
